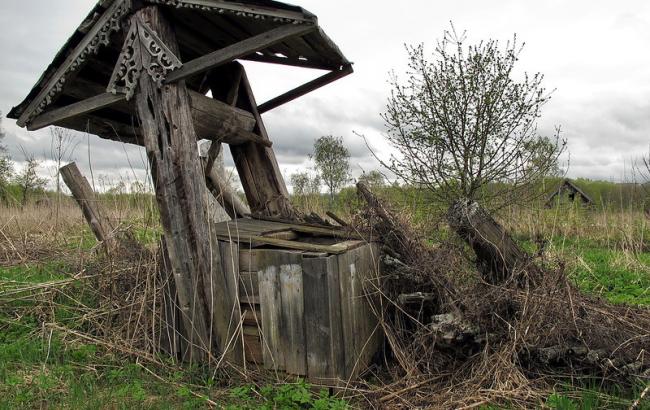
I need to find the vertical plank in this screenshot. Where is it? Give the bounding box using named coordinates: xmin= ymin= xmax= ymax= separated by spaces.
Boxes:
xmin=278 ymin=253 xmax=306 ymax=375
xmin=355 ymin=243 xmax=382 ymax=372
xmin=302 ymin=255 xmax=345 ymax=381
xmin=257 ymin=251 xmax=284 ymax=370
xmin=337 ymin=250 xmax=358 ymax=378
xmin=219 ymin=240 xmax=244 ymax=364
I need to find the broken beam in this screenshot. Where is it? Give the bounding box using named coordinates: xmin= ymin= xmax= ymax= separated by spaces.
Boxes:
xmin=257 ymin=64 xmax=353 ymax=114
xmin=165 ymin=24 xmax=317 ymax=83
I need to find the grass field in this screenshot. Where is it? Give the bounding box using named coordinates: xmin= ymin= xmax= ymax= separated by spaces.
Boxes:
xmin=0 ymin=195 xmax=648 ymax=409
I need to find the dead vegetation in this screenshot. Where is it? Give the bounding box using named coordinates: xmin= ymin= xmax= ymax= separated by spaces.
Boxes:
xmin=353 ymin=182 xmax=649 ymax=408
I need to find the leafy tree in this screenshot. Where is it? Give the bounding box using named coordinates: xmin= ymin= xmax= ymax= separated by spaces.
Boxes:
xmin=358 ymin=170 xmax=385 ymax=189
xmin=312 ymin=136 xmax=350 ymax=201
xmin=14 ymin=155 xmax=47 ymax=207
xmin=290 ymin=171 xmax=320 ymax=196
xmin=380 ymin=27 xmax=566 ymax=208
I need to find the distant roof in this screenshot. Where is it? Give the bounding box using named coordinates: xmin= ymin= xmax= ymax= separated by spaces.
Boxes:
xmin=8 ymin=0 xmax=350 ymax=128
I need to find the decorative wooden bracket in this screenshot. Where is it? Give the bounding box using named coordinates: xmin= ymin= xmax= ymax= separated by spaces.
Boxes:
xmin=107 ymin=18 xmax=182 ymax=100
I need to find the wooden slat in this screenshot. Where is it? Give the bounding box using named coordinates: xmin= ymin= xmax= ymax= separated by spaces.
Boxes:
xmin=302 ymin=255 xmax=345 ymax=381
xmin=27 ymin=93 xmax=125 ymax=131
xmin=166 ymin=24 xmax=316 ymax=83
xmin=278 ymin=254 xmax=307 ymax=375
xmin=219 ymin=240 xmax=244 ymax=364
xmin=258 ymin=65 xmax=353 ymax=114
xmin=214 ymin=234 xmax=361 ymax=254
xmin=238 ymin=271 xmax=259 ymax=298
xmin=257 ymin=255 xmax=285 ymax=370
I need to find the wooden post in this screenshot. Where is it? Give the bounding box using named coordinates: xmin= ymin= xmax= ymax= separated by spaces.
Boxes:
xmin=60 ymin=162 xmax=117 ymax=251
xmin=130 ymin=6 xmax=235 ymax=363
xmin=209 ymin=63 xmax=296 ymax=219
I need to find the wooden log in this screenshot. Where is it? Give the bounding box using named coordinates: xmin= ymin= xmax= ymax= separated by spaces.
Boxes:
xmin=209 ymin=63 xmax=296 ymax=219
xmin=59 ymin=162 xmax=117 ymax=251
xmin=447 ymin=199 xmax=543 ymax=285
xmin=205 ymin=160 xmax=251 ymax=219
xmin=132 ymin=6 xmax=232 ymax=362
xmin=28 ymin=93 xmax=125 ymax=131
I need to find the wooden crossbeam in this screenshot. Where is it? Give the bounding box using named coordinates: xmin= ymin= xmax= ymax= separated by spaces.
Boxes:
xmin=26 ymin=90 xmax=272 ymax=147
xmin=257 ymin=64 xmax=353 ymax=114
xmin=27 ymin=93 xmax=124 ymax=131
xmin=165 ymin=24 xmax=317 ymax=83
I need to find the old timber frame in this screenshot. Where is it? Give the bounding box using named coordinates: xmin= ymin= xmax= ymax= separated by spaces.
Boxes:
xmin=9 ymin=0 xmax=358 ymax=368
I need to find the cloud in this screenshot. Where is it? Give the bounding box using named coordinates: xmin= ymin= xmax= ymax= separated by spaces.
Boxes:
xmin=2 ymin=0 xmax=650 ymax=188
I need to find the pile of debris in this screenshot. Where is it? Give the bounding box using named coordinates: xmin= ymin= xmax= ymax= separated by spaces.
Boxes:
xmin=354 ymin=182 xmax=649 ymax=408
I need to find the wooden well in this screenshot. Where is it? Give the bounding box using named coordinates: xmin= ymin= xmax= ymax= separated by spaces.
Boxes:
xmin=214 ymin=218 xmax=383 ymax=382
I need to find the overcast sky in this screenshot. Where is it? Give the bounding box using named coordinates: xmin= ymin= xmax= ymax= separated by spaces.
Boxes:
xmin=1 ymin=0 xmax=649 ymax=190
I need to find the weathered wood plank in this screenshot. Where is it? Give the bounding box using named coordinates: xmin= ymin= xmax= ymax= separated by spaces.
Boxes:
xmin=278 ymin=253 xmax=307 ymax=375
xmin=257 ymin=252 xmax=285 ymax=370
xmin=219 ymin=241 xmax=244 ymax=364
xmin=238 ymin=271 xmax=259 ymax=298
xmin=133 ymin=6 xmax=227 ymax=362
xmin=28 ymin=93 xmax=125 ymax=131
xmin=302 ymin=255 xmax=345 ymax=381
xmin=209 ymin=63 xmax=295 ymax=218
xmin=166 ymin=24 xmax=316 ymax=83
xmin=59 ymin=162 xmax=117 ymax=250
xmin=257 ymin=65 xmax=353 ymax=114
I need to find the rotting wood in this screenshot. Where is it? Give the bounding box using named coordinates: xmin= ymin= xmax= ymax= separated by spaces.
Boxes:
xmin=28 ymin=93 xmax=125 ymax=131
xmin=132 ymin=6 xmax=231 ymax=362
xmin=257 ymin=251 xmax=285 ymax=370
xmin=302 ymin=254 xmax=345 ymax=381
xmin=278 ymin=254 xmax=307 ymax=375
xmin=60 ymin=162 xmax=118 ymax=251
xmin=209 ymin=63 xmax=295 ymax=218
xmin=447 ymin=199 xmax=544 ymax=285
xmin=166 ymin=24 xmax=316 ymax=84
xmin=219 ymin=241 xmax=244 ymax=364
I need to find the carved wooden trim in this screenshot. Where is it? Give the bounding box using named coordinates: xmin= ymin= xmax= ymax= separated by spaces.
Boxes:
xmin=107 ymin=17 xmax=182 ymax=100
xmin=145 ymin=0 xmax=315 ymax=24
xmin=18 ymin=0 xmax=132 ymax=127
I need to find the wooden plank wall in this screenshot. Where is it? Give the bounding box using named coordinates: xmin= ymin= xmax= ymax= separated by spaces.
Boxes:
xmin=228 ymin=243 xmax=382 ymax=381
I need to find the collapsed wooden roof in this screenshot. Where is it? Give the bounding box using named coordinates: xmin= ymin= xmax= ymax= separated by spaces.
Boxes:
xmin=8 ymin=0 xmax=351 ymax=144
xmin=546 ymin=179 xmax=594 ymax=207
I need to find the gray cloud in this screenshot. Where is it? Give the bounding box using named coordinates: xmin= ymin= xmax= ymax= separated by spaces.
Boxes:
xmin=2 ymin=0 xmax=650 ymax=187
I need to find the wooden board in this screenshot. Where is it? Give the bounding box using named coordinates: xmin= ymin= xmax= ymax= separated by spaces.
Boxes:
xmin=337 ymin=243 xmax=382 ymax=379
xmin=278 ymin=254 xmax=307 ymax=375
xmin=302 ymin=254 xmax=345 ymax=382
xmin=219 ymin=241 xmax=244 ymax=364
xmin=257 ymin=253 xmax=284 ymax=370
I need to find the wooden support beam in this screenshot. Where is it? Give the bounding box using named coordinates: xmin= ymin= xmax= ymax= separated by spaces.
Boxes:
xmin=258 ymin=64 xmax=353 ymax=114
xmin=132 ymin=6 xmax=238 ymax=363
xmin=209 ymin=63 xmax=296 ymax=219
xmin=165 ymin=24 xmax=317 ymax=83
xmin=60 ymin=162 xmax=118 ymax=251
xmin=27 ymin=93 xmax=125 ymax=131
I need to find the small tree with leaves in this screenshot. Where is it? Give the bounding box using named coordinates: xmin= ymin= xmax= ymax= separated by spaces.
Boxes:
xmin=380 ymin=27 xmax=565 ymax=209
xmin=14 ymin=155 xmax=47 ymax=207
xmin=312 ymin=136 xmax=350 ymax=202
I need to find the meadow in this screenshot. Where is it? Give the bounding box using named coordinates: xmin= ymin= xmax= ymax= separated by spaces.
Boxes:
xmin=0 ymin=181 xmax=648 ymax=409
